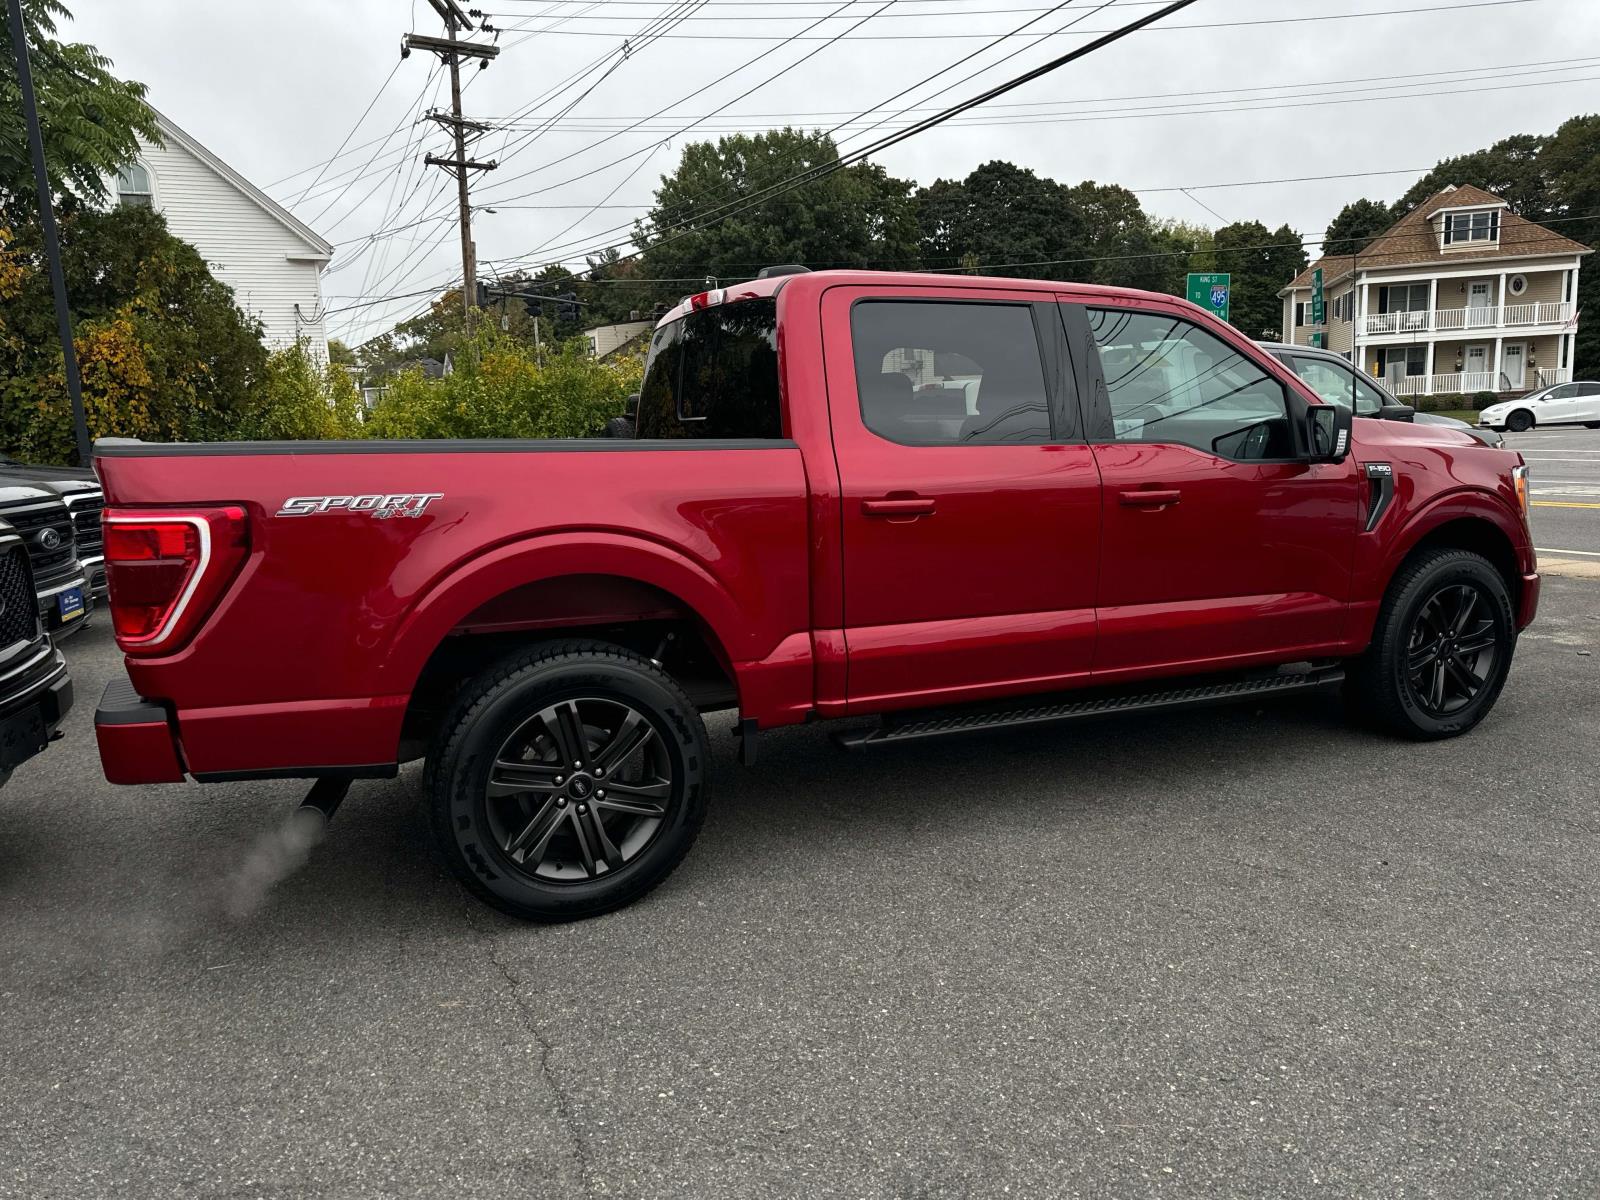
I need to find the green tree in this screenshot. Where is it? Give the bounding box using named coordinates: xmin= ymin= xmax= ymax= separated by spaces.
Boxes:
xmin=1539 ymin=114 xmax=1600 ymax=375
xmin=917 ymin=160 xmax=1086 ymax=278
xmin=1393 ymin=134 xmax=1550 ymax=218
xmin=0 ymin=205 xmax=268 ymax=460
xmin=0 ymin=0 xmax=158 ymax=212
xmin=1324 ymin=198 xmax=1393 ymax=257
xmin=1210 ymin=220 xmax=1307 ymax=340
xmin=1063 ymin=180 xmax=1172 ymax=291
xmin=326 ymin=337 xmax=356 ymax=366
xmin=638 ymin=129 xmax=919 ymax=283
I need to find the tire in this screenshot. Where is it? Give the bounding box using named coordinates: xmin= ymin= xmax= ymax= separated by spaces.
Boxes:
xmin=1346 ymin=548 xmax=1516 ymax=740
xmin=602 ymin=415 xmax=635 ymax=438
xmin=1584 ymin=422 xmax=1600 ymax=430
xmin=1505 ymin=409 xmax=1534 ymax=433
xmin=428 ymin=639 xmax=710 ymax=921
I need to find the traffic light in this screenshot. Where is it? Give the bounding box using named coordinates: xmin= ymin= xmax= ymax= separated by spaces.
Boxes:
xmin=558 ymin=292 xmax=579 ymax=323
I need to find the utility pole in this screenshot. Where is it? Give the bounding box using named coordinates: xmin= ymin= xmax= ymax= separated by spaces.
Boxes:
xmin=6 ymin=0 xmax=91 ymax=467
xmin=405 ymin=0 xmax=498 ymax=322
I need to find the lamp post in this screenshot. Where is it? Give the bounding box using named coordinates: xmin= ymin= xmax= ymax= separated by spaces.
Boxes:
xmin=6 ymin=0 xmax=93 ymax=467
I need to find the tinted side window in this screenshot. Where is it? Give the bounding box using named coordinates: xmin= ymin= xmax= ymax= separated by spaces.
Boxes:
xmin=850 ymin=301 xmax=1052 ymax=445
xmin=1579 ymin=383 xmax=1600 ymax=397
xmin=636 ymin=299 xmax=782 ymax=439
xmin=1290 ymin=354 xmax=1387 ymax=417
xmin=1545 ymin=384 xmax=1579 ymax=400
xmin=1086 ymin=308 xmax=1291 ymax=459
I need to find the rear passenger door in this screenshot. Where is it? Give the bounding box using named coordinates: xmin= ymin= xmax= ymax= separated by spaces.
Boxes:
xmin=824 ymin=285 xmax=1101 ymax=712
xmin=1064 ymin=299 xmax=1358 ymax=678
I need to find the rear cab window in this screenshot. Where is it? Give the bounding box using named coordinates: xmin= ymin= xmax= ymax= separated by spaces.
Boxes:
xmin=636 ymin=298 xmax=783 ymax=439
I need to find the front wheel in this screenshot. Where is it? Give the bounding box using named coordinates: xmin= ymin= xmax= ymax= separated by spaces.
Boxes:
xmin=1346 ymin=548 xmax=1516 ymax=740
xmin=428 ymin=639 xmax=710 ymax=921
xmin=1505 ymin=409 xmax=1534 ymax=433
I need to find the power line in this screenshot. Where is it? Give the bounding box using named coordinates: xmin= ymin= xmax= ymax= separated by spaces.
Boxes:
xmin=482 ymin=0 xmax=1543 ymax=38
xmin=290 ymin=59 xmax=404 ymax=205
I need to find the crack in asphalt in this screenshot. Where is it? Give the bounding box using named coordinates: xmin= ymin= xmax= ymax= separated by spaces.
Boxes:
xmin=460 ymin=900 xmax=595 ymax=1196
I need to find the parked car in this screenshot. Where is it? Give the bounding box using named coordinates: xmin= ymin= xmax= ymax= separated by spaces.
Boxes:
xmin=0 ymin=455 xmax=106 ymax=599
xmin=1478 ymin=381 xmax=1600 ymax=433
xmin=1259 ymin=342 xmax=1505 ymax=448
xmin=91 ymin=270 xmax=1537 ymax=922
xmin=0 ymin=516 xmax=74 ymax=790
xmin=0 ymin=485 xmax=91 ymax=639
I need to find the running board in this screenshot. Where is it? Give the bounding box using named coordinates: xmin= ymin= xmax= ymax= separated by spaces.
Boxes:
xmin=833 ymin=667 xmax=1345 ymax=751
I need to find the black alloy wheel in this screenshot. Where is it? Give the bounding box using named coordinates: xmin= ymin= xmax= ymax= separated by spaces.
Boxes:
xmin=1505 ymin=409 xmax=1534 ymax=432
xmin=429 ymin=640 xmax=709 ymax=921
xmin=1402 ymin=583 xmax=1500 ymax=718
xmin=1344 ymin=547 xmax=1515 ymax=740
xmin=486 ymin=697 xmax=673 ymax=883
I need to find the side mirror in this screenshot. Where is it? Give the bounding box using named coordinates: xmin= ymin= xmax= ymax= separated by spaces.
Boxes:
xmin=1377 ymin=403 xmax=1416 ymax=422
xmin=1305 ymin=404 xmax=1352 ymax=463
xmin=625 ymin=392 xmax=640 ymax=418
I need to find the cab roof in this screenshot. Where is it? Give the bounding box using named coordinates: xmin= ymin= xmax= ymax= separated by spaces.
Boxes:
xmin=655 ymin=269 xmax=1210 ymax=327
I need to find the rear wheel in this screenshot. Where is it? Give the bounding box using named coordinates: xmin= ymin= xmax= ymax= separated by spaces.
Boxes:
xmin=1505 ymin=409 xmax=1534 ymax=432
xmin=1346 ymin=548 xmax=1515 ymax=740
xmin=428 ymin=640 xmax=709 ymax=921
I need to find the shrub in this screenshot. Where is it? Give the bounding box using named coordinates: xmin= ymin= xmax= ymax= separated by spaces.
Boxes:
xmin=365 ymin=328 xmax=641 ymax=440
xmin=1470 ymin=391 xmax=1498 ymax=410
xmin=239 ymin=343 xmax=365 ymax=440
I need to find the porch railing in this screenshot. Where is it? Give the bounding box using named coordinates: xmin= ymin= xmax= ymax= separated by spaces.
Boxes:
xmin=1378 ymin=366 xmax=1570 ymax=397
xmin=1364 ymin=300 xmax=1574 ymax=336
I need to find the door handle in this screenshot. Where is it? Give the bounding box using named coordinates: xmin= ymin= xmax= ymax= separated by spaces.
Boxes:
xmin=862 ymin=496 xmax=937 ymax=517
xmin=1118 ymin=488 xmax=1181 ymax=508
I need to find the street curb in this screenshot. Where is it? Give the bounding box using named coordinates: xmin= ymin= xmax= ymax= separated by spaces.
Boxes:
xmin=1538 ymin=558 xmax=1600 ymax=581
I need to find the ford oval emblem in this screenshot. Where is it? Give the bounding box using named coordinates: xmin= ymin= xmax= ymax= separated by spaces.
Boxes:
xmin=36 ymin=527 xmax=61 ymax=551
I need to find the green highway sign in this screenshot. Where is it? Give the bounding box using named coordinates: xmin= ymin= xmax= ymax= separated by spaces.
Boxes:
xmin=1186 ymin=272 xmax=1230 ymax=322
xmin=1311 ymin=266 xmax=1324 ymax=326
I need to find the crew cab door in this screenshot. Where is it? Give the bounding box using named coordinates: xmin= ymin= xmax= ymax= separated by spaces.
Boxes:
xmin=1062 ymin=298 xmax=1359 ymax=678
xmin=823 ymin=285 xmax=1101 ymax=711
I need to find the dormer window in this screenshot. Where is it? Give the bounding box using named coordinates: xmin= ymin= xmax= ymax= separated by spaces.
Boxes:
xmin=1443 ymin=209 xmax=1498 ymax=246
xmin=116 ymin=162 xmax=153 ymax=209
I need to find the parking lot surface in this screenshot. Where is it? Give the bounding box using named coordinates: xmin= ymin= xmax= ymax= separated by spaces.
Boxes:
xmin=3 ymin=577 xmax=1599 ymax=1198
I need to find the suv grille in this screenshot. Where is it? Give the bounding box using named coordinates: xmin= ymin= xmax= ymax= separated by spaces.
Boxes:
xmin=0 ymin=543 xmax=37 ymax=647
xmin=67 ymin=493 xmax=105 ymax=559
xmin=0 ymin=500 xmax=77 ymax=587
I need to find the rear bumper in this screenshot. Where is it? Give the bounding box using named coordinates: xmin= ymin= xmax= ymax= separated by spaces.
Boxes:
xmin=1518 ymin=570 xmax=1541 ymax=631
xmin=95 ymin=677 xmax=185 ymax=785
xmin=94 ymin=675 xmax=403 ymax=784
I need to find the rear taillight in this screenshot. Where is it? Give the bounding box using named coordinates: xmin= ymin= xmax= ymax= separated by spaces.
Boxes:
xmin=103 ymin=507 xmax=249 ymax=654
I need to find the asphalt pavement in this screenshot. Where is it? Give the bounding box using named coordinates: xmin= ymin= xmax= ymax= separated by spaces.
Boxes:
xmin=1508 ymin=425 xmax=1600 ymax=559
xmin=4 ymin=579 xmax=1600 ymax=1198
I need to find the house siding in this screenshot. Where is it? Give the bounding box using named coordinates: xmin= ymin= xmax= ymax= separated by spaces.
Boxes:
xmin=132 ymin=134 xmax=329 ymax=360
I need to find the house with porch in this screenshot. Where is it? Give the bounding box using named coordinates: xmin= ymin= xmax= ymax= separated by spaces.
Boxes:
xmin=1279 ymin=184 xmax=1588 ymax=398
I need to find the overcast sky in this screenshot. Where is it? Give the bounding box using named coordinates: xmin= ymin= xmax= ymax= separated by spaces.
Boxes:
xmin=67 ymin=0 xmax=1600 ymax=342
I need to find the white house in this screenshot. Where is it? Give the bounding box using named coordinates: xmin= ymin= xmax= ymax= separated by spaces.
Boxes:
xmin=113 ymin=107 xmax=335 ymax=360
xmin=584 ymin=320 xmax=654 ymax=360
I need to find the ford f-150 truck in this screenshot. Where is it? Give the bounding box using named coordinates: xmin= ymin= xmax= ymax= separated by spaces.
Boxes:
xmin=91 ymin=269 xmax=1537 ymax=921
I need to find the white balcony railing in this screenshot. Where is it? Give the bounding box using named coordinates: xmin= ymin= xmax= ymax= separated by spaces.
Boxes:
xmin=1363 ymin=300 xmax=1574 ymax=336
xmin=1377 ymin=366 xmax=1571 ymax=397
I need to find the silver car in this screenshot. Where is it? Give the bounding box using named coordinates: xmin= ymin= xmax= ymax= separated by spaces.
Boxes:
xmin=1258 ymin=342 xmax=1505 ymax=448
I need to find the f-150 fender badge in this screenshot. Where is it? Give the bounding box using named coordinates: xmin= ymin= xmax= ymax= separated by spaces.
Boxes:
xmin=277 ymin=493 xmax=444 ymax=519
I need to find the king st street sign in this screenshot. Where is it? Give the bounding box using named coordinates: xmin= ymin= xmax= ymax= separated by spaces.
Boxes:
xmin=1186 ymin=272 xmax=1230 ymax=323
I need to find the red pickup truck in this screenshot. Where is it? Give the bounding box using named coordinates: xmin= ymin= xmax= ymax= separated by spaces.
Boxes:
xmin=92 ymin=269 xmax=1537 ymax=921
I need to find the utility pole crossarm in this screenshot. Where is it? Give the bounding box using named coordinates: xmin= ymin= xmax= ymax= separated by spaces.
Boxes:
xmin=403 ymin=33 xmax=498 ymax=60
xmin=424 ymin=154 xmax=498 ymax=172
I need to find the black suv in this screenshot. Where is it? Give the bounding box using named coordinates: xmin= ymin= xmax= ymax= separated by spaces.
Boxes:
xmin=0 ymin=517 xmax=73 ymax=789
xmin=0 ymin=484 xmax=92 ymax=638
xmin=0 ymin=455 xmax=105 ymax=599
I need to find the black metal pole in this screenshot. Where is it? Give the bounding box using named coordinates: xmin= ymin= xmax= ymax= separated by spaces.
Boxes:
xmin=6 ymin=0 xmax=92 ymax=468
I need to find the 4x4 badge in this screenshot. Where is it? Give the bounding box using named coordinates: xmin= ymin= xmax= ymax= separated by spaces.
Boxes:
xmin=277 ymin=493 xmax=444 ymax=519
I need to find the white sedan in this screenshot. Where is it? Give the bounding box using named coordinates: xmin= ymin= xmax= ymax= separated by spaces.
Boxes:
xmin=1479 ymin=381 xmax=1600 ymax=432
